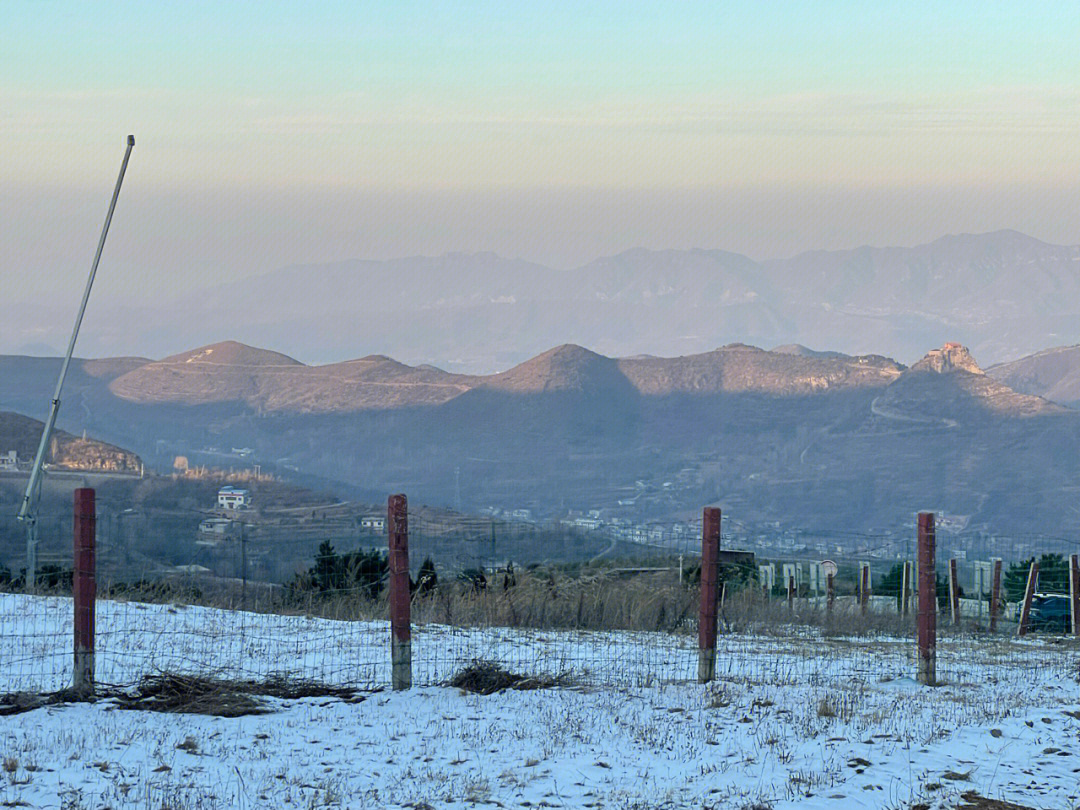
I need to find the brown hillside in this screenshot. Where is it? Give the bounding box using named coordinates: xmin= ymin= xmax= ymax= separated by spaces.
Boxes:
xmin=110 ymin=342 xmax=473 ymax=412
xmin=0 ymin=411 xmax=142 ymax=472
xmin=988 ymin=344 xmax=1080 ymax=407
xmin=108 ymin=340 xmax=912 ymax=412
xmin=875 ymin=343 xmax=1066 ymax=419
xmin=481 ymin=344 xmax=627 ymax=394
xmin=619 ymin=344 xmax=903 ymax=395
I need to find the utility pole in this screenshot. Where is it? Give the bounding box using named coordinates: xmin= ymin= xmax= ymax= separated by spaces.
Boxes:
xmin=17 ymin=136 xmax=134 ymax=592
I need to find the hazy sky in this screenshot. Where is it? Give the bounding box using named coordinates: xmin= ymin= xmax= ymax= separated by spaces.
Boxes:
xmin=4 ymin=1 xmax=1080 ymax=305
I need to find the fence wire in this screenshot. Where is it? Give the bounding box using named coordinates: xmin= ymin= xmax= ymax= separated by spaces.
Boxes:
xmin=1 ymin=504 xmax=1078 ymax=698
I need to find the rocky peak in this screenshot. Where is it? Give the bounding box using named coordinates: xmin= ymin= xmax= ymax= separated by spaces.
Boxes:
xmin=911 ymin=343 xmax=983 ymax=375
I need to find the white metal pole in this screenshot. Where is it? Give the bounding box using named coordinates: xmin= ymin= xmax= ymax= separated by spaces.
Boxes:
xmin=17 ymin=135 xmax=134 ymax=591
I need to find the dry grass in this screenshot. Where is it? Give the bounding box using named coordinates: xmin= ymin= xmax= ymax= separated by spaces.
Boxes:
xmin=448 ymin=661 xmax=569 ymax=695
xmin=412 ymin=570 xmax=697 ymax=633
xmin=956 ymin=792 xmax=1037 ymax=810
xmin=91 ymin=568 xmax=970 ymax=643
xmin=111 ymin=673 xmax=361 ymax=717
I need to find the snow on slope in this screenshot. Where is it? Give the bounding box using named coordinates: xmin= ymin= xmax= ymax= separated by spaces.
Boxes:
xmin=1 ymin=594 xmax=1078 ymax=809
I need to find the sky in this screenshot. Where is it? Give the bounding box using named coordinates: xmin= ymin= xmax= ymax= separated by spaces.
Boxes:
xmin=3 ymin=1 xmax=1080 ymax=309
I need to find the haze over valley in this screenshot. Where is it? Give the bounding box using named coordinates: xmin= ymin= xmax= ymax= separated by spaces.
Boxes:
xmin=7 ymin=230 xmax=1080 ymax=374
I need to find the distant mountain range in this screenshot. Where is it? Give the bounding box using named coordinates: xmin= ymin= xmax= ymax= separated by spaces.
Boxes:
xmin=6 ymin=230 xmax=1080 ymax=372
xmin=5 ymin=338 xmax=1080 ymax=538
xmin=103 ymin=340 xmax=904 ymax=413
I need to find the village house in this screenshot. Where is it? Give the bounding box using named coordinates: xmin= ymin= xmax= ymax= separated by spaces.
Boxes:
xmin=217 ymin=485 xmax=251 ymax=510
xmin=360 ymin=515 xmax=386 ymax=533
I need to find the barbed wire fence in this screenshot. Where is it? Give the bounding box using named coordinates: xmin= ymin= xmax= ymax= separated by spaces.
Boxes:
xmin=1 ymin=490 xmax=1078 ymax=701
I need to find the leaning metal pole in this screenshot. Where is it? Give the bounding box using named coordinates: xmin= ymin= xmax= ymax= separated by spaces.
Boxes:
xmin=17 ymin=135 xmax=135 ymax=592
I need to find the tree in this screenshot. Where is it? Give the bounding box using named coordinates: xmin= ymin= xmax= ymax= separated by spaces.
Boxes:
xmin=459 ymin=568 xmax=487 ymax=593
xmin=295 ymin=542 xmax=388 ymax=600
xmin=414 ymin=557 xmax=438 ymax=597
xmin=877 ymin=563 xmax=905 ymax=609
xmin=1004 ymin=554 xmax=1068 ymax=602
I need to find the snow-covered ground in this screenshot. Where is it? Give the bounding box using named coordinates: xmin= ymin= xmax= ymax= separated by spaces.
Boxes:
xmin=1 ymin=593 xmax=1079 ymax=809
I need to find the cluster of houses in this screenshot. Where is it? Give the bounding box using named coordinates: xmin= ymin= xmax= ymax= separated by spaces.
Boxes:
xmin=0 ymin=450 xmax=18 ymax=472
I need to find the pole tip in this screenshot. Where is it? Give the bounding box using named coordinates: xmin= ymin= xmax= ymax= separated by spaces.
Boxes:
xmin=127 ymin=134 xmax=135 ymax=146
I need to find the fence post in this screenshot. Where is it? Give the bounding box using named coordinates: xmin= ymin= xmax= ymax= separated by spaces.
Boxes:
xmin=697 ymin=507 xmax=721 ymax=684
xmin=901 ymin=561 xmax=912 ymax=616
xmin=787 ymin=573 xmax=795 ymax=611
xmin=859 ymin=563 xmax=870 ymax=616
xmin=917 ymin=512 xmax=936 ymax=686
xmin=948 ymin=558 xmax=960 ymax=626
xmin=1070 ymin=554 xmax=1080 ymax=639
xmin=1017 ymin=560 xmax=1038 ymax=638
xmin=388 ymin=493 xmax=411 ymax=690
xmin=989 ymin=558 xmax=1003 ymax=632
xmin=72 ymin=488 xmax=96 ymax=697
xmin=826 ymin=573 xmax=835 ymax=615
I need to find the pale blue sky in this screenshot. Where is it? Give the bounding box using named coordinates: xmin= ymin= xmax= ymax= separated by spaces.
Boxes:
xmin=2 ymin=1 xmax=1080 ymax=310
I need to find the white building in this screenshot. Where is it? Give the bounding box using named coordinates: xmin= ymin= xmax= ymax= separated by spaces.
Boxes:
xmin=199 ymin=518 xmax=231 ymax=535
xmin=0 ymin=451 xmax=16 ymax=472
xmin=360 ymin=516 xmax=386 ymax=532
xmin=217 ymin=486 xmax=251 ymax=510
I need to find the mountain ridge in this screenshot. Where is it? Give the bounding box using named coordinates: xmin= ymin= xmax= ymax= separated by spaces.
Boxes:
xmin=12 ymin=229 xmax=1080 ymax=372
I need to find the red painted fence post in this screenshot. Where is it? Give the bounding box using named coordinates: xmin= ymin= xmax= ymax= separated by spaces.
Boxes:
xmin=697 ymin=507 xmax=721 ymax=683
xmin=388 ymin=494 xmax=411 ymax=690
xmin=72 ymin=488 xmax=96 ymax=696
xmin=1070 ymin=554 xmax=1080 ymax=639
xmin=989 ymin=558 xmax=1003 ymax=633
xmin=917 ymin=512 xmax=936 ymax=686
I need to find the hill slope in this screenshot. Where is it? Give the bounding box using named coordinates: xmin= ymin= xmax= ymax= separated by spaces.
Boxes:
xmin=988 ymin=345 xmax=1080 ymax=408
xmin=0 ymin=411 xmax=141 ymax=472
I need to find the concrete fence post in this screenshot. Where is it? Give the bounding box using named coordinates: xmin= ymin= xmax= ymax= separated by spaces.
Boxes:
xmin=72 ymin=488 xmax=96 ymax=697
xmin=901 ymin=560 xmax=912 ymax=616
xmin=989 ymin=558 xmax=1003 ymax=633
xmin=1070 ymin=554 xmax=1080 ymax=639
xmin=388 ymin=493 xmax=411 ymax=690
xmin=948 ymin=558 xmax=960 ymax=626
xmin=917 ymin=512 xmax=936 ymax=686
xmin=1017 ymin=561 xmax=1038 ymax=638
xmin=697 ymin=507 xmax=721 ymax=684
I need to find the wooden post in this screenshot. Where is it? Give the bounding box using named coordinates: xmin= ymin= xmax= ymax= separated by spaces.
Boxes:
xmin=1016 ymin=561 xmax=1038 ymax=638
xmin=1070 ymin=554 xmax=1080 ymax=639
xmin=859 ymin=563 xmax=870 ymax=616
xmin=697 ymin=507 xmax=721 ymax=683
xmin=388 ymin=494 xmax=411 ymax=690
xmin=787 ymin=574 xmax=795 ymax=611
xmin=901 ymin=561 xmax=912 ymax=616
xmin=72 ymin=488 xmax=96 ymax=697
xmin=989 ymin=558 xmax=1003 ymax=633
xmin=826 ymin=573 xmax=835 ymax=615
xmin=948 ymin=558 xmax=960 ymax=626
xmin=917 ymin=513 xmax=936 ymax=686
